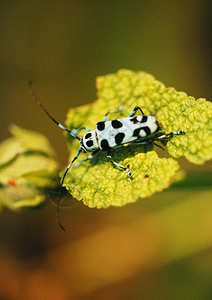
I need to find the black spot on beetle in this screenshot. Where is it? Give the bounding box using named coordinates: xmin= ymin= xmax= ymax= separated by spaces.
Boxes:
xmin=111 ymin=120 xmax=123 ymax=129
xmin=141 ymin=115 xmax=148 ymax=123
xmin=97 ymin=122 xmax=105 ymax=131
xmin=130 ymin=116 xmax=148 ymax=124
xmin=100 ymin=139 xmax=110 ymax=150
xmin=86 ymin=140 xmax=94 ymax=147
xmin=85 ymin=132 xmax=92 ymax=139
xmin=133 ymin=128 xmax=141 ymax=137
xmin=130 ymin=117 xmax=138 ymax=124
xmin=142 ymin=126 xmax=151 ymax=136
xmin=133 ymin=126 xmax=151 ymax=137
xmin=115 ymin=132 xmax=125 ymax=145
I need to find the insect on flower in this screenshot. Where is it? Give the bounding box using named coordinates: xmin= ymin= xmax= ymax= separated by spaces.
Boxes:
xmin=29 ymin=81 xmax=184 ymax=230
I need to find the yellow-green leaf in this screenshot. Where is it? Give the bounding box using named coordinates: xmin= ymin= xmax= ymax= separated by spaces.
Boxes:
xmin=0 ymin=125 xmax=60 ymax=211
xmin=64 ymin=146 xmax=179 ymax=208
xmin=62 ymin=69 xmax=211 ymax=208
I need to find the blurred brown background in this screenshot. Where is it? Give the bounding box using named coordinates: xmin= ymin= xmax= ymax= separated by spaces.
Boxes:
xmin=0 ymin=1 xmax=212 ymax=299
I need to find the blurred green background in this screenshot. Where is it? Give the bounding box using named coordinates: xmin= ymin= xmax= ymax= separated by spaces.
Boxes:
xmin=0 ymin=1 xmax=212 ymax=299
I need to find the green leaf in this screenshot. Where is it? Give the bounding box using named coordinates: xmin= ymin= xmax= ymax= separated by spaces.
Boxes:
xmin=96 ymin=70 xmax=212 ymax=164
xmin=64 ymin=147 xmax=179 ymax=208
xmin=62 ymin=69 xmax=211 ymax=208
xmin=0 ymin=124 xmax=57 ymax=166
xmin=0 ymin=125 xmax=60 ymax=211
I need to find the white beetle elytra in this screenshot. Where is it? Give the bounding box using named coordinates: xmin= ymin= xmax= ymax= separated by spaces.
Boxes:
xmin=29 ymin=82 xmax=184 ymax=229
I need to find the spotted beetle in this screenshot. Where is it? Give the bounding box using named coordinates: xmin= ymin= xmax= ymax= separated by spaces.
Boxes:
xmin=29 ymin=82 xmax=184 ymax=230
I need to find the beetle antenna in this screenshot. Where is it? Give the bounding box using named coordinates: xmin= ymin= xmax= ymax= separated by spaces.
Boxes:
xmin=28 ymin=81 xmax=80 ymax=140
xmin=56 ymin=149 xmax=82 ymax=231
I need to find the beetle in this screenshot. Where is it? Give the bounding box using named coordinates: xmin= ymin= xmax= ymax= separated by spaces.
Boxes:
xmin=29 ymin=82 xmax=184 ymax=229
